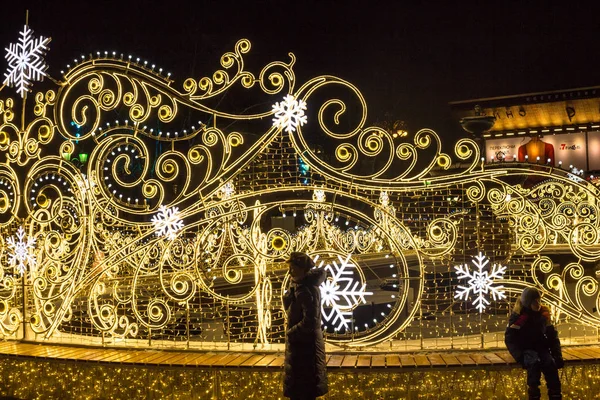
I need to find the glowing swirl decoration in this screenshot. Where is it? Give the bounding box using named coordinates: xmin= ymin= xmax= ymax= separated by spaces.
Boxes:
xmin=0 ymin=36 xmax=599 ymax=351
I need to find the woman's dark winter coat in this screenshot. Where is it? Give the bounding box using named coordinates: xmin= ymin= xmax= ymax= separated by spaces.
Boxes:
xmin=283 ymin=269 xmax=328 ymax=398
xmin=504 ymin=305 xmax=563 ymax=366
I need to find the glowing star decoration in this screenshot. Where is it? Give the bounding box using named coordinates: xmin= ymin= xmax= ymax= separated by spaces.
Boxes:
xmin=6 ymin=226 xmax=37 ymax=275
xmin=313 ymin=189 xmax=326 ymax=202
xmin=316 ymin=254 xmax=373 ymax=331
xmin=219 ymin=181 xmax=235 ymax=200
xmin=3 ymin=24 xmax=51 ymax=98
xmin=454 ymin=252 xmax=507 ymax=313
xmin=272 ymin=94 xmax=307 ymax=133
xmin=151 ymin=205 xmax=184 ymax=240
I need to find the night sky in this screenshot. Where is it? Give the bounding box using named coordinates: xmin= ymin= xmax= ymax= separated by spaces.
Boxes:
xmin=2 ymin=1 xmax=600 ymax=142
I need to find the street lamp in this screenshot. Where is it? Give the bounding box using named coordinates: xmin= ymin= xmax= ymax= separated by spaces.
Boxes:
xmin=459 ymin=105 xmax=495 ymax=159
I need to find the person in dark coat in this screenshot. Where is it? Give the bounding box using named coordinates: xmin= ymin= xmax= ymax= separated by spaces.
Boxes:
xmin=283 ymin=252 xmax=328 ymax=400
xmin=505 ymin=287 xmax=564 ymax=400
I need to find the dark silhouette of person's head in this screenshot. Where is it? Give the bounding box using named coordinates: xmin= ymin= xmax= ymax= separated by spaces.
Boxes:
xmin=287 ymin=252 xmax=315 ymax=282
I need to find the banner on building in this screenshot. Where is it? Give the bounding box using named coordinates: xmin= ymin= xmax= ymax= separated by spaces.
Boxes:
xmin=486 ymin=132 xmax=588 ymax=170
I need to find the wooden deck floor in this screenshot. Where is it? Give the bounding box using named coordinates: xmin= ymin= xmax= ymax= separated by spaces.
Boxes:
xmin=1 ymin=341 xmax=600 ymax=369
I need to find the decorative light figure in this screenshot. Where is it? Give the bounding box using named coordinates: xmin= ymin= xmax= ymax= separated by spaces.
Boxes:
xmin=218 ymin=181 xmax=235 ymax=200
xmin=379 ymin=191 xmax=390 ymax=206
xmin=6 ymin=226 xmax=37 ymax=275
xmin=313 ymin=189 xmax=326 ymax=202
xmin=151 ymin=205 xmax=184 ymax=240
xmin=272 ymin=94 xmax=307 ymax=133
xmin=316 ymin=254 xmax=373 ymax=331
xmin=3 ymin=24 xmax=51 ymax=98
xmin=454 ymin=252 xmax=507 ymax=313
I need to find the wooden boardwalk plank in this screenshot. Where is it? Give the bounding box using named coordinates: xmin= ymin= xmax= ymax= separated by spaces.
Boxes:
xmin=226 ymin=353 xmax=253 ymax=367
xmin=210 ymin=353 xmax=243 ymax=367
xmin=78 ymin=349 xmax=115 ymax=361
xmin=427 ymin=354 xmax=446 ymax=367
xmin=484 ymin=353 xmax=506 ymax=365
xmin=573 ymin=348 xmax=599 ymax=360
xmin=494 ymin=351 xmax=516 ymax=364
xmin=240 ymin=354 xmax=266 ymax=367
xmin=399 ymin=354 xmax=416 ymax=367
xmin=327 ymin=355 xmax=344 ymax=367
xmin=267 ymin=355 xmax=285 ymax=367
xmin=356 ymin=355 xmax=371 ymax=368
xmin=13 ymin=344 xmax=50 ymax=357
xmin=561 ymin=348 xmax=581 ymax=361
xmin=84 ymin=350 xmax=124 ymax=362
xmin=1 ymin=342 xmax=599 ymax=371
xmin=582 ymin=347 xmax=600 ymax=359
xmin=565 ymin=349 xmax=587 ymax=361
xmin=456 ymin=354 xmax=477 ymax=366
xmin=386 ymin=354 xmax=401 ymax=367
xmin=254 ymin=354 xmax=278 ymax=367
xmin=371 ymin=355 xmax=386 ymax=368
xmin=440 ymin=354 xmax=461 ymax=367
xmin=413 ymin=355 xmax=430 ymax=367
xmin=164 ymin=353 xmax=194 ymax=366
xmin=470 ymin=353 xmax=493 ymax=365
xmin=107 ymin=350 xmax=148 ymax=364
xmin=188 ymin=352 xmax=218 ymax=366
xmin=341 ymin=355 xmax=357 ymax=368
xmin=131 ymin=351 xmax=165 ymax=364
xmin=148 ymin=352 xmax=184 ymax=365
xmin=43 ymin=346 xmax=81 ymax=359
xmin=0 ymin=342 xmax=16 ymax=351
xmin=201 ymin=353 xmax=230 ymax=366
xmin=49 ymin=347 xmax=87 ymax=359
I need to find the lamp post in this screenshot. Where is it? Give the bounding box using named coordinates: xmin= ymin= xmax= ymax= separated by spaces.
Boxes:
xmin=459 ymin=105 xmax=495 ymax=161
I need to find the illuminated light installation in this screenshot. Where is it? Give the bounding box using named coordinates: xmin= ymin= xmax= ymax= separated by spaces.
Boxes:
xmin=3 ymin=25 xmax=51 ymax=98
xmin=272 ymin=94 xmax=307 ymax=133
xmin=454 ymin=252 xmax=507 ymax=313
xmin=218 ymin=181 xmax=235 ymax=200
xmin=6 ymin=226 xmax=36 ymax=275
xmin=151 ymin=205 xmax=184 ymax=240
xmin=0 ymin=34 xmax=599 ymax=351
xmin=316 ymin=253 xmax=373 ymax=331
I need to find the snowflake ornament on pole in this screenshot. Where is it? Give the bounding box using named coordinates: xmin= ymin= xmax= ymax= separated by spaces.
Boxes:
xmin=272 ymin=94 xmax=307 ymax=133
xmin=4 ymin=24 xmax=51 ymax=98
xmin=454 ymin=252 xmax=507 ymax=313
xmin=151 ymin=205 xmax=184 ymax=240
xmin=6 ymin=226 xmax=37 ymax=276
xmin=316 ymin=254 xmax=373 ymax=331
xmin=218 ymin=181 xmax=235 ymax=200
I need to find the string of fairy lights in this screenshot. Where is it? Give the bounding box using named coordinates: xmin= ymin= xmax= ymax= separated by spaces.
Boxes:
xmin=0 ymin=19 xmax=599 ymax=355
xmin=1 ymin=357 xmax=600 ymax=399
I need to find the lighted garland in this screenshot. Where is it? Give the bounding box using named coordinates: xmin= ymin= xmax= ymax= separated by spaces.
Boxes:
xmin=0 ymin=29 xmax=599 ymax=351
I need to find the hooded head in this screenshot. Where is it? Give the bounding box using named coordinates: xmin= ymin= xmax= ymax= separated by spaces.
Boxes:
xmin=521 ymin=287 xmax=541 ymax=311
xmin=287 ymin=252 xmax=326 ymax=286
xmin=287 ymin=252 xmax=314 ymax=283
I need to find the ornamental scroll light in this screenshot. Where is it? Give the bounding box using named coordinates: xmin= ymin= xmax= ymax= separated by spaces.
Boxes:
xmin=0 ymin=25 xmax=599 ymax=349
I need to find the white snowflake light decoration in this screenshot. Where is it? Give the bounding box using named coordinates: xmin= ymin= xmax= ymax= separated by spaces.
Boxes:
xmin=219 ymin=181 xmax=235 ymax=200
xmin=272 ymin=94 xmax=307 ymax=133
xmin=4 ymin=24 xmax=51 ymax=98
xmin=6 ymin=226 xmax=37 ymax=275
xmin=316 ymin=254 xmax=373 ymax=331
xmin=151 ymin=205 xmax=184 ymax=240
xmin=313 ymin=189 xmax=326 ymax=203
xmin=379 ymin=191 xmax=389 ymax=207
xmin=454 ymin=252 xmax=507 ymax=313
